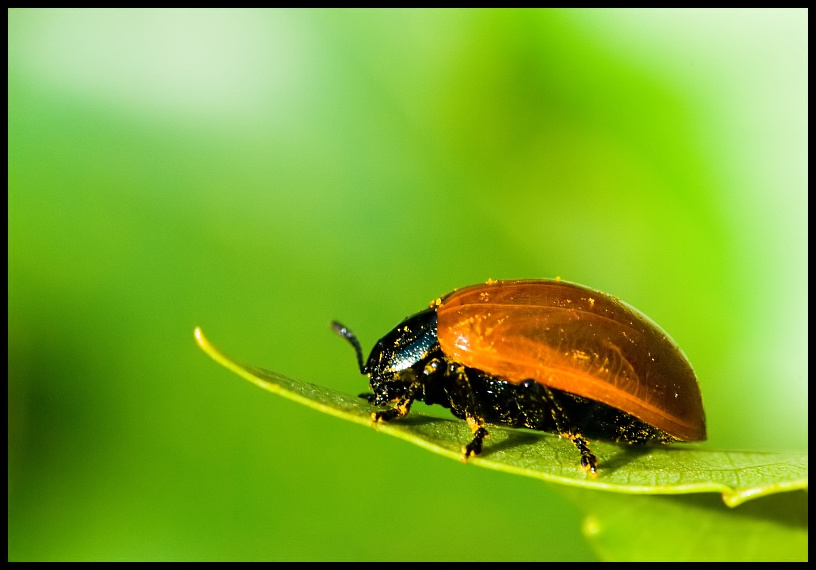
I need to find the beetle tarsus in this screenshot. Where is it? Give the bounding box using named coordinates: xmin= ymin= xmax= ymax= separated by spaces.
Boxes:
xmin=463 ymin=427 xmax=489 ymax=460
xmin=372 ymin=408 xmax=400 ymax=422
xmin=572 ymin=436 xmax=598 ymax=476
xmin=372 ymin=394 xmax=415 ymax=424
xmin=358 ymin=393 xmax=376 ymax=403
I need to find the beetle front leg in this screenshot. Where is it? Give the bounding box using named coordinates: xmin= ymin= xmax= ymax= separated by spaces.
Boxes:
xmin=370 ymin=382 xmax=421 ymax=423
xmin=372 ymin=395 xmax=413 ymax=422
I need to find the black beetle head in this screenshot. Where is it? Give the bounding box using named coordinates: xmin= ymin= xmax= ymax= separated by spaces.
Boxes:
xmin=333 ymin=308 xmax=439 ymax=404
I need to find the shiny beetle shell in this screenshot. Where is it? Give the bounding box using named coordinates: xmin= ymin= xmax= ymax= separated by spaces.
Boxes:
xmin=436 ymin=280 xmax=706 ymax=441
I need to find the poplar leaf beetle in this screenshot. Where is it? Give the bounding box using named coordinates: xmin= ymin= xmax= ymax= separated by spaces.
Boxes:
xmin=332 ymin=279 xmax=706 ymax=475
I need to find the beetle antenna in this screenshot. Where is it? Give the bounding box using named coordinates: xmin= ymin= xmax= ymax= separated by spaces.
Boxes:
xmin=331 ymin=321 xmax=366 ymax=374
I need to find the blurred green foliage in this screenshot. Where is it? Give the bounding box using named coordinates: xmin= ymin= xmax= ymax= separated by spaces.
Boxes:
xmin=9 ymin=9 xmax=807 ymax=561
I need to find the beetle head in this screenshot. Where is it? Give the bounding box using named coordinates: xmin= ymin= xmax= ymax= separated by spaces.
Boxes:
xmin=333 ymin=308 xmax=439 ymax=404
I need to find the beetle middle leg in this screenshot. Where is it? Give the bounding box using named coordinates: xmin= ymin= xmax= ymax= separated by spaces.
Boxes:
xmin=445 ymin=364 xmax=490 ymax=459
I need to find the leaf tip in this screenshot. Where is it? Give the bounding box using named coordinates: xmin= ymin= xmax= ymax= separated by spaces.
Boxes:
xmin=194 ymin=327 xmax=208 ymax=350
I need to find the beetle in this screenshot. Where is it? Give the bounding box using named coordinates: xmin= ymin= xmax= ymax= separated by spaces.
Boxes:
xmin=332 ymin=279 xmax=706 ymax=475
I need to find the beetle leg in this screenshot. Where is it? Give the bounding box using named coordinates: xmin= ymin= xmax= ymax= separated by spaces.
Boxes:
xmin=463 ymin=425 xmax=489 ymax=459
xmin=422 ymin=358 xmax=443 ymax=378
xmin=358 ymin=393 xmax=376 ymax=403
xmin=570 ymin=436 xmax=598 ymax=476
xmin=371 ymin=382 xmax=420 ymax=423
xmin=519 ymin=380 xmax=570 ymax=432
xmin=521 ymin=380 xmax=598 ymax=475
xmin=372 ymin=405 xmax=407 ymax=423
xmin=445 ymin=364 xmax=489 ymax=459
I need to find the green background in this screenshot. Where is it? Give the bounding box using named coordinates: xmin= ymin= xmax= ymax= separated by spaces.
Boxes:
xmin=8 ymin=9 xmax=807 ymax=561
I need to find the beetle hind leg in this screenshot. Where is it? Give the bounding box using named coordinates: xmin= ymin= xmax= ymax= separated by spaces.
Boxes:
xmin=520 ymin=380 xmax=599 ymax=475
xmin=570 ymin=435 xmax=598 ymax=476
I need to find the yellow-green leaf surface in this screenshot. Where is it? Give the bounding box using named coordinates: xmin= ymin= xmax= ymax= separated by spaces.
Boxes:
xmin=578 ymin=490 xmax=807 ymax=561
xmin=195 ymin=327 xmax=806 ymax=510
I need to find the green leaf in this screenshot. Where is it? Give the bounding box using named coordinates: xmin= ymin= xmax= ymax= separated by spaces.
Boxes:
xmin=194 ymin=328 xmax=807 ymax=508
xmin=577 ymin=490 xmax=808 ymax=561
